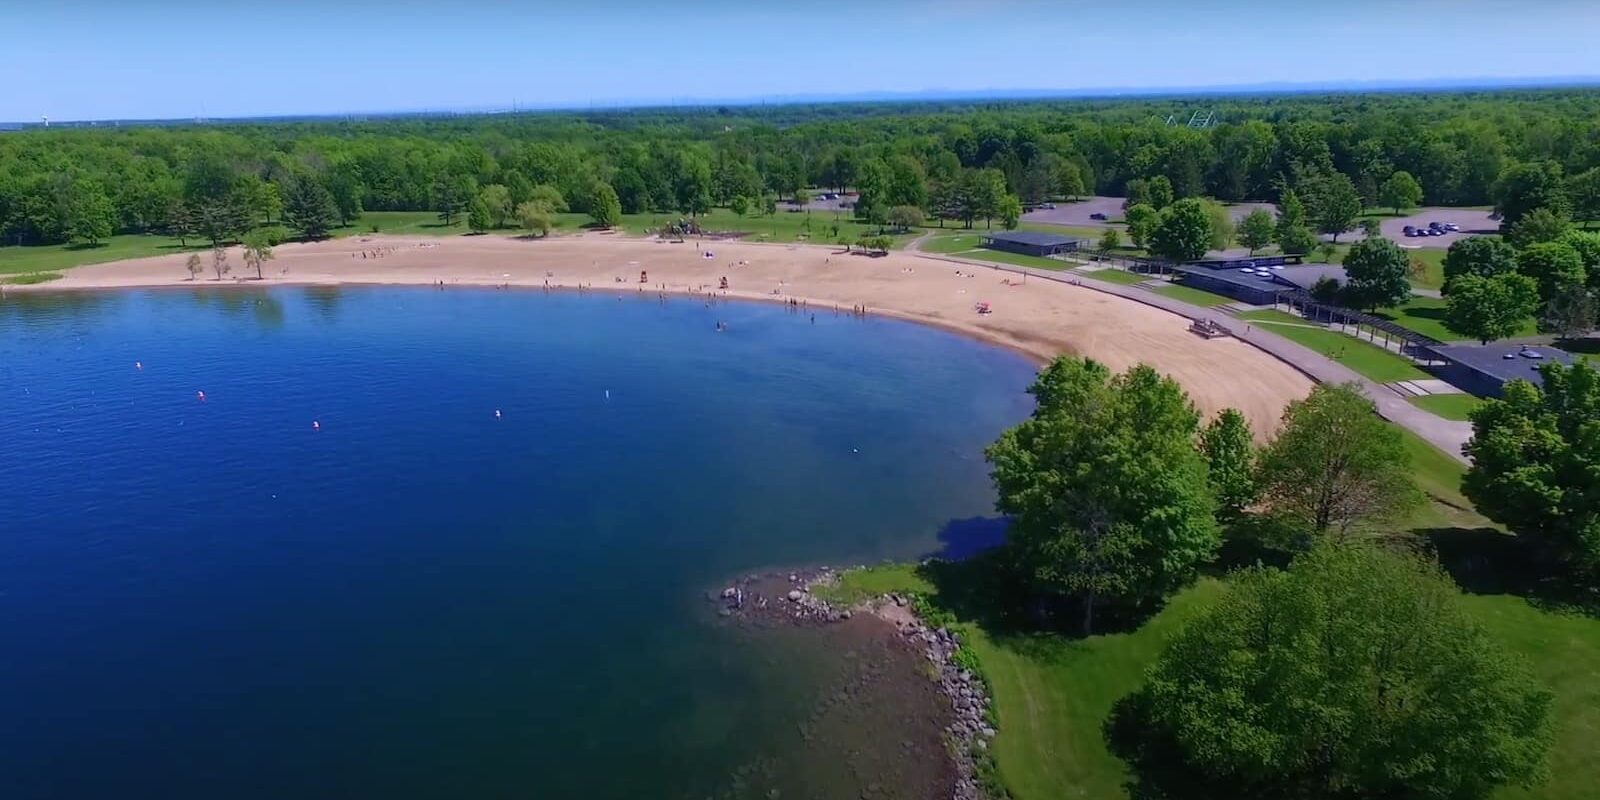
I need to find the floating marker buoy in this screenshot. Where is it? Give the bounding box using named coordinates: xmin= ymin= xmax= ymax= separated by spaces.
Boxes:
xmin=494 ymin=409 xmax=502 ymax=419
xmin=196 ymin=391 xmax=206 ymax=402
xmin=604 ymin=390 xmax=610 ymax=400
xmin=312 ymin=420 xmax=320 ymax=430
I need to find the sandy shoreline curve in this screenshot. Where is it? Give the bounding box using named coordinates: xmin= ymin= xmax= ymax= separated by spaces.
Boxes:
xmin=7 ymin=232 xmax=1312 ymax=434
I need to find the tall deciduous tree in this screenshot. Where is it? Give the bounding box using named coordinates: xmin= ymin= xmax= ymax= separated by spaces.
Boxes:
xmin=1236 ymin=208 xmax=1274 ymax=254
xmin=1506 ymin=206 xmax=1572 ymax=248
xmin=1306 ymin=172 xmax=1363 ymax=243
xmin=1444 ymin=272 xmax=1539 ymax=344
xmin=1109 ymin=542 xmax=1552 ymax=800
xmin=1443 ymin=235 xmax=1518 ymax=293
xmin=1465 ymin=360 xmax=1600 ymax=584
xmin=1256 ymin=383 xmax=1421 ymax=539
xmin=1199 ymin=409 xmax=1256 ymax=521
xmin=589 ymin=182 xmax=622 ymax=229
xmin=1567 ymin=166 xmax=1600 ymax=227
xmin=1149 ymin=198 xmax=1213 ymax=263
xmin=283 ymin=176 xmax=338 ymax=239
xmin=986 ymin=357 xmax=1219 ymax=634
xmin=210 ymin=245 xmax=230 ymax=281
xmin=998 ymin=194 xmax=1023 ymax=230
xmin=66 ymin=182 xmax=115 ymax=246
xmin=515 ymin=201 xmax=552 ymax=238
xmin=185 ymin=253 xmax=203 ymax=281
xmin=479 ymin=184 xmax=513 ymax=228
xmin=1494 ymin=160 xmax=1568 ymax=228
xmin=1124 ymin=203 xmax=1160 ymax=249
xmin=241 ymin=229 xmax=274 ymax=280
xmin=1275 ymin=189 xmax=1316 ymax=255
xmin=1339 ymin=236 xmax=1412 ymax=310
xmin=1378 ymin=170 xmax=1423 ymax=215
xmin=467 ymin=196 xmax=492 ymax=233
xmin=1517 ymin=241 xmax=1587 ymax=308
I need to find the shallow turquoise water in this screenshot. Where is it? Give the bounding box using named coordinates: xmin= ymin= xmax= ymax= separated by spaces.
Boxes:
xmin=0 ymin=287 xmax=1034 ymax=798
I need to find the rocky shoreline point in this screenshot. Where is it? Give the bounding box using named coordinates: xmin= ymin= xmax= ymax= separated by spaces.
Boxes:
xmin=711 ymin=567 xmax=997 ymax=800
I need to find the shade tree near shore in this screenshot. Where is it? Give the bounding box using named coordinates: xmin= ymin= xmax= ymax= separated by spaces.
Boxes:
xmin=985 ymin=357 xmax=1219 ymax=635
xmin=1198 ymin=409 xmax=1256 ymax=522
xmin=1108 ymin=541 xmax=1552 ymax=800
xmin=1255 ymin=383 xmax=1421 ymax=541
xmin=241 ymin=230 xmax=274 ymax=280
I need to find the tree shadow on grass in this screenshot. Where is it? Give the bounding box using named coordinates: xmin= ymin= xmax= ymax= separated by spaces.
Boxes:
xmin=62 ymin=242 xmax=108 ymax=252
xmin=1422 ymin=526 xmax=1599 ymax=615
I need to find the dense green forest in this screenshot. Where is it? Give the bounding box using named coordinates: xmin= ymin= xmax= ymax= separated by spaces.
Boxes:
xmin=5 ymin=89 xmax=1600 ymax=248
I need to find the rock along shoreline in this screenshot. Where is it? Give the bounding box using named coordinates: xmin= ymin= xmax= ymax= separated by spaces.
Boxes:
xmin=710 ymin=566 xmax=998 ymax=800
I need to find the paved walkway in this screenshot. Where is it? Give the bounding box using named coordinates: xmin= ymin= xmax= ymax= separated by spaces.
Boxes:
xmin=923 ymin=253 xmax=1471 ymax=462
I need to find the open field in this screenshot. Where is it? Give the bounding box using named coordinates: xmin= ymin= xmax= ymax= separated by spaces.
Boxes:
xmin=1237 ymin=309 xmax=1430 ymax=383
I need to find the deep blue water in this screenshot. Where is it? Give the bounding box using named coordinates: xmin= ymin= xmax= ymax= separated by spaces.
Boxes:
xmin=0 ymin=287 xmax=1034 ymax=799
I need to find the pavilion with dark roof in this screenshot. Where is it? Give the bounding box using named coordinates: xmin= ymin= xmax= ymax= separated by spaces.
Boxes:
xmin=978 ymin=231 xmax=1085 ymax=258
xmin=1425 ymin=343 xmax=1576 ymax=397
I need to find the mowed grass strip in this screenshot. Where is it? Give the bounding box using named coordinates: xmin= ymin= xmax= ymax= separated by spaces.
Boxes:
xmin=1409 ymin=392 xmax=1484 ymax=422
xmin=1152 ymin=283 xmax=1236 ymax=307
xmin=1238 ymin=309 xmax=1430 ymax=383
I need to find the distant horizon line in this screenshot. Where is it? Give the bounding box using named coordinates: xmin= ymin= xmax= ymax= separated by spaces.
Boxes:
xmin=9 ymin=74 xmax=1600 ymax=128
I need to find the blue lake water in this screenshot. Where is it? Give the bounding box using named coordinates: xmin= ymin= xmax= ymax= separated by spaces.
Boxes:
xmin=0 ymin=287 xmax=1035 ymax=799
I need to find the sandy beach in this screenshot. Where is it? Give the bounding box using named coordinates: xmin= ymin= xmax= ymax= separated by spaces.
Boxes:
xmin=12 ymin=233 xmax=1312 ymax=434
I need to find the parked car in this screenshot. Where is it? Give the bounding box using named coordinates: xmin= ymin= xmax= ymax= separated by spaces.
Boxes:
xmin=1403 ymin=225 xmax=1417 ymax=235
xmin=1043 ymin=203 xmax=1056 ymax=210
xmin=1444 ymin=223 xmax=1461 ymax=231
xmin=1089 ymin=212 xmax=1108 ymax=220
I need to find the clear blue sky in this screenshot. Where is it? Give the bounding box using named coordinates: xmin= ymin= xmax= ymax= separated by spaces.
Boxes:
xmin=6 ymin=0 xmax=1600 ymax=121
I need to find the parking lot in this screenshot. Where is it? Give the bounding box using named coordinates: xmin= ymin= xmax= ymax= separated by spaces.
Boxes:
xmin=1379 ymin=207 xmax=1498 ymax=248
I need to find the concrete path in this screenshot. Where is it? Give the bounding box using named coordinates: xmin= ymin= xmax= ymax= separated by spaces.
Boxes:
xmin=924 ymin=253 xmax=1472 ymax=462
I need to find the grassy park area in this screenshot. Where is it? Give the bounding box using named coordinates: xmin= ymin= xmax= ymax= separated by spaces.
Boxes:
xmin=1151 ymin=283 xmax=1236 ymax=306
xmin=1410 ymin=392 xmax=1484 ymax=421
xmin=1236 ymin=309 xmax=1430 ymax=383
xmin=823 ymin=549 xmax=1597 ymax=800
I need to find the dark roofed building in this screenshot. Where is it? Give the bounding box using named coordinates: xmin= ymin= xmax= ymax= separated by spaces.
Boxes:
xmin=1169 ymin=264 xmax=1292 ymax=305
xmin=1273 ymin=265 xmax=1348 ymax=293
xmin=1426 ymin=343 xmax=1577 ymax=397
xmin=978 ymin=231 xmax=1085 ymax=258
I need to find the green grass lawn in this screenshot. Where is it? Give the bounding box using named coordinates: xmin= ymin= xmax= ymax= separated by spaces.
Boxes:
xmin=826 ymin=556 xmax=1598 ymax=800
xmin=1409 ymin=393 xmax=1484 ymax=422
xmin=1 ymin=271 xmax=63 ymax=285
xmin=1372 ymin=295 xmax=1534 ymax=342
xmin=949 ymin=248 xmax=1075 ymax=271
xmin=1152 ymin=283 xmax=1236 ymax=307
xmin=1237 ymin=310 xmax=1430 ymax=383
xmin=1077 ymin=267 xmax=1153 ymax=285
xmin=1406 ymin=248 xmax=1447 ymax=290
xmin=919 ymin=232 xmax=987 ymax=254
xmin=0 ymin=233 xmax=211 ymax=275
